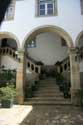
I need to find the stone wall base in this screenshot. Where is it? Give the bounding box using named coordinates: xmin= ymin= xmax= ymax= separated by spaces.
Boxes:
xmin=71 ymin=89 xmax=80 ymax=106
xmin=16 ymin=95 xmax=24 ymax=104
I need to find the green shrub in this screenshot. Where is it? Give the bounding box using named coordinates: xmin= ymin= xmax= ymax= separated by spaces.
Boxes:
xmin=0 ymin=85 xmax=16 ymax=100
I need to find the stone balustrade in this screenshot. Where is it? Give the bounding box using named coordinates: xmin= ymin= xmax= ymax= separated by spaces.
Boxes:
xmin=0 ymin=47 xmax=18 ymax=61
xmin=27 ymin=57 xmax=41 ymax=74
xmin=60 ymin=57 xmax=70 ymax=73
xmin=0 ymin=47 xmax=41 ymax=74
xmin=56 ymin=57 xmax=70 ymax=73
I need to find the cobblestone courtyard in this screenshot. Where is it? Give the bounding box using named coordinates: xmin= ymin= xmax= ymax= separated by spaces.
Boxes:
xmin=21 ymin=105 xmax=83 ymax=125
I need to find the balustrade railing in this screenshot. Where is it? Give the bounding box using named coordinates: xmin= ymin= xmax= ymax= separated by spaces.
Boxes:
xmin=27 ymin=56 xmax=41 ymax=74
xmin=0 ymin=47 xmax=41 ymax=74
xmin=56 ymin=57 xmax=70 ymax=73
xmin=0 ymin=47 xmax=18 ymax=61
xmin=77 ymin=47 xmax=83 ymax=61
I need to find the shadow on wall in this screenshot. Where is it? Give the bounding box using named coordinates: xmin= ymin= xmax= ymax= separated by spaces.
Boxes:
xmin=80 ymin=72 xmax=83 ymax=89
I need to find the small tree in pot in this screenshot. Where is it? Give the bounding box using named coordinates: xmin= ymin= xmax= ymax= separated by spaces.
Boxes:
xmin=0 ymin=85 xmax=16 ymax=108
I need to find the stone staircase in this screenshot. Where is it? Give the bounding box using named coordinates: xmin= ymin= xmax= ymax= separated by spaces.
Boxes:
xmin=0 ymin=47 xmax=41 ymax=74
xmin=24 ymin=78 xmax=71 ymax=105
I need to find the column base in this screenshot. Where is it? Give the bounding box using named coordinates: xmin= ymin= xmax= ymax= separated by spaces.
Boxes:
xmin=71 ymin=89 xmax=80 ymax=106
xmin=16 ymin=95 xmax=24 ymax=104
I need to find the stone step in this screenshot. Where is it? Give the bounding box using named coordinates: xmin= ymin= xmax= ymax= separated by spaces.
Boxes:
xmin=34 ymin=93 xmax=63 ymax=97
xmin=34 ymin=89 xmax=61 ymax=94
xmin=40 ymin=77 xmax=56 ymax=81
xmin=40 ymin=78 xmax=56 ymax=82
xmin=39 ymin=80 xmax=56 ymax=82
xmin=37 ymin=88 xmax=59 ymax=91
xmin=39 ymin=84 xmax=57 ymax=87
xmin=39 ymin=82 xmax=56 ymax=83
xmin=24 ymin=100 xmax=71 ymax=105
xmin=33 ymin=89 xmax=62 ymax=93
xmin=39 ymin=82 xmax=56 ymax=84
xmin=39 ymin=85 xmax=59 ymax=88
xmin=25 ymin=77 xmax=70 ymax=105
xmin=38 ymin=86 xmax=59 ymax=90
xmin=26 ymin=97 xmax=70 ymax=101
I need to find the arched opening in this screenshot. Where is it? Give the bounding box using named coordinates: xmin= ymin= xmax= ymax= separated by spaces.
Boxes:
xmin=0 ymin=32 xmax=19 ymax=88
xmin=22 ymin=25 xmax=74 ymax=103
xmin=75 ymin=31 xmax=83 ymax=89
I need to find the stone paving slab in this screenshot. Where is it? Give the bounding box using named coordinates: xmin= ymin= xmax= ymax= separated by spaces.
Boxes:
xmin=0 ymin=105 xmax=33 ymax=125
xmin=20 ymin=105 xmax=83 ymax=125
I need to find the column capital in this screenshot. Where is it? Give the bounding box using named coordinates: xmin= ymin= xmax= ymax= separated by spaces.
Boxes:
xmin=68 ymin=47 xmax=77 ymax=55
xmin=17 ymin=49 xmax=25 ymax=63
xmin=18 ymin=49 xmax=25 ymax=54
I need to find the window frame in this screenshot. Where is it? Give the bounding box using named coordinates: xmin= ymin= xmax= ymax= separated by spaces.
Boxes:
xmin=80 ymin=0 xmax=83 ymax=15
xmin=4 ymin=0 xmax=16 ymax=21
xmin=35 ymin=0 xmax=58 ymax=17
xmin=27 ymin=40 xmax=36 ymax=48
xmin=61 ymin=38 xmax=67 ymax=47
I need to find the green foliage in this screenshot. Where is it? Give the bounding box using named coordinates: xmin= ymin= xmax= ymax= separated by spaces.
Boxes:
xmin=55 ymin=72 xmax=71 ymax=98
xmin=0 ymin=70 xmax=16 ymax=87
xmin=55 ymin=72 xmax=64 ymax=85
xmin=0 ymin=85 xmax=16 ymax=100
xmin=25 ymin=86 xmax=33 ymax=98
xmin=32 ymin=80 xmax=39 ymax=91
xmin=0 ymin=70 xmax=15 ymax=81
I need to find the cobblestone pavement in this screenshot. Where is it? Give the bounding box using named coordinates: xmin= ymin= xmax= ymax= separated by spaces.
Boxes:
xmin=20 ymin=105 xmax=83 ymax=125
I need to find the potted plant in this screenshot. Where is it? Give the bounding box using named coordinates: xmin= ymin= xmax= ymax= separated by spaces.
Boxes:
xmin=32 ymin=80 xmax=39 ymax=91
xmin=0 ymin=85 xmax=16 ymax=108
xmin=25 ymin=84 xmax=33 ymax=98
xmin=63 ymin=82 xmax=70 ymax=98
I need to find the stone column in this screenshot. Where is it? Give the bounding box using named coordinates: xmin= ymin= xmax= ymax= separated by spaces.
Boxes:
xmin=16 ymin=50 xmax=25 ymax=104
xmin=69 ymin=48 xmax=80 ymax=105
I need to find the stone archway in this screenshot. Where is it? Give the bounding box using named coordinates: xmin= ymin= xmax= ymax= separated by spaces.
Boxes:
xmin=0 ymin=31 xmax=20 ymax=69
xmin=0 ymin=32 xmax=20 ymax=101
xmin=0 ymin=31 xmax=20 ymax=49
xmin=22 ymin=25 xmax=73 ymax=49
xmin=75 ymin=31 xmax=83 ymax=92
xmin=16 ymin=25 xmax=80 ymax=105
xmin=75 ymin=31 xmax=83 ymax=47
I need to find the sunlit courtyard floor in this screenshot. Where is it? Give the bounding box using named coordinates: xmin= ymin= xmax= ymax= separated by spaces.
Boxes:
xmin=20 ymin=105 xmax=83 ymax=125
xmin=0 ymin=105 xmax=33 ymax=125
xmin=0 ymin=105 xmax=83 ymax=125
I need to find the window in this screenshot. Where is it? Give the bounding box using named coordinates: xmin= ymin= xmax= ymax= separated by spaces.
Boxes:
xmin=36 ymin=0 xmax=57 ymax=16
xmin=4 ymin=0 xmax=16 ymax=20
xmin=61 ymin=38 xmax=67 ymax=47
xmin=27 ymin=40 xmax=36 ymax=48
xmin=80 ymin=0 xmax=83 ymax=14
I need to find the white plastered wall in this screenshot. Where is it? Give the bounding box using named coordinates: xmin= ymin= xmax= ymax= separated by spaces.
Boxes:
xmin=0 ymin=0 xmax=83 ymax=48
xmin=1 ymin=56 xmax=18 ymax=69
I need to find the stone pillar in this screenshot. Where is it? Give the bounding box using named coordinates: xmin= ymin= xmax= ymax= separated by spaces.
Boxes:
xmin=16 ymin=50 xmax=25 ymax=104
xmin=69 ymin=48 xmax=80 ymax=105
